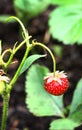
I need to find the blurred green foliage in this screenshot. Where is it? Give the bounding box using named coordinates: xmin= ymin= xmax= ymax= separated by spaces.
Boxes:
xmin=14 ymin=0 xmax=51 ymax=20
xmin=49 ymin=0 xmax=82 ymax=44
xmin=0 ymin=0 xmax=82 ymax=45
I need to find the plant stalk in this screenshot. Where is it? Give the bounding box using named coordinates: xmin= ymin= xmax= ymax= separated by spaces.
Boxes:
xmin=1 ymin=93 xmax=9 ymax=130
xmin=9 ymin=45 xmax=32 ymax=88
xmin=33 ymin=42 xmax=56 ymax=76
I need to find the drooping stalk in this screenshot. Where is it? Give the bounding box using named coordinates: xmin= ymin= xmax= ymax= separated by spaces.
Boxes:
xmin=1 ymin=93 xmax=10 ymax=130
xmin=7 ymin=16 xmax=29 ymax=46
xmin=33 ymin=41 xmax=56 ymax=76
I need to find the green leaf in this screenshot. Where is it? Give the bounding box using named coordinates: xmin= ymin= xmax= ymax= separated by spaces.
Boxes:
xmin=49 ymin=118 xmax=79 ymax=130
xmin=14 ymin=0 xmax=50 ymax=18
xmin=69 ymin=78 xmax=82 ymax=114
xmin=0 ymin=15 xmax=15 ymax=23
xmin=49 ymin=5 xmax=82 ymax=44
xmin=50 ymin=0 xmax=81 ymax=5
xmin=69 ymin=105 xmax=82 ymax=124
xmin=25 ymin=64 xmax=64 ymax=117
xmin=19 ymin=54 xmax=46 ymax=76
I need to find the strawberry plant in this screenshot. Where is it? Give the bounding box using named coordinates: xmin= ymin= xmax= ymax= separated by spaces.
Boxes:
xmin=0 ymin=16 xmax=48 ymax=130
xmin=0 ymin=16 xmax=68 ymax=130
xmin=0 ymin=14 xmax=81 ymax=130
xmin=25 ymin=64 xmax=82 ymax=130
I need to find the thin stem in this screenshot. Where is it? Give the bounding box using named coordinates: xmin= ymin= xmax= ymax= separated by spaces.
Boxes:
xmin=2 ymin=49 xmax=12 ymax=58
xmin=9 ymin=45 xmax=32 ymax=88
xmin=7 ymin=16 xmax=26 ymax=37
xmin=33 ymin=42 xmax=56 ymax=76
xmin=3 ymin=37 xmax=30 ymax=69
xmin=1 ymin=93 xmax=9 ymax=130
xmin=14 ymin=36 xmax=31 ymax=53
xmin=7 ymin=16 xmax=29 ymax=46
xmin=1 ymin=49 xmax=12 ymax=69
xmin=3 ymin=50 xmax=13 ymax=70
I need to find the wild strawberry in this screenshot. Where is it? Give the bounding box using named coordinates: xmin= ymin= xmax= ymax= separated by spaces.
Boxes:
xmin=44 ymin=71 xmax=69 ymax=96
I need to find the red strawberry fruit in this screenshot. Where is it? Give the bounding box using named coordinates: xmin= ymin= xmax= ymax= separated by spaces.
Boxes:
xmin=44 ymin=71 xmax=69 ymax=96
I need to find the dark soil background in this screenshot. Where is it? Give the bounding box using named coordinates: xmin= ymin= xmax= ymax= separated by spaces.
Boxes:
xmin=0 ymin=0 xmax=82 ymax=130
